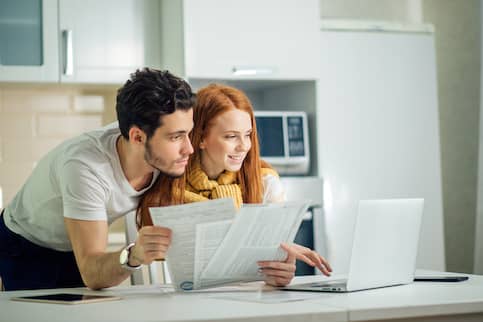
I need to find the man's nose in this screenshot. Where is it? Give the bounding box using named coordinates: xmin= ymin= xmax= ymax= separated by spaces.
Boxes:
xmin=183 ymin=137 xmax=194 ymax=155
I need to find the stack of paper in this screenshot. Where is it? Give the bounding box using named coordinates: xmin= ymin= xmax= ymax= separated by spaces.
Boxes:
xmin=150 ymin=198 xmax=309 ymax=290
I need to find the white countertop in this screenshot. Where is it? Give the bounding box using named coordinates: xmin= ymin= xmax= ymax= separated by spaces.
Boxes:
xmin=1 ymin=270 xmax=482 ymax=322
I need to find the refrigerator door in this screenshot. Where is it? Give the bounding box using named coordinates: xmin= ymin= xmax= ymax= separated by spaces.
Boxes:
xmin=318 ymin=27 xmax=444 ymax=272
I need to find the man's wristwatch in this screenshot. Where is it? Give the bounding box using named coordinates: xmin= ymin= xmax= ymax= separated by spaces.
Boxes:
xmin=119 ymin=242 xmax=142 ymax=271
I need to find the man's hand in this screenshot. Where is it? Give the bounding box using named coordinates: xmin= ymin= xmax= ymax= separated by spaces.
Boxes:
xmin=257 ymin=243 xmax=297 ymax=287
xmin=129 ymin=225 xmax=172 ymax=266
xmin=287 ymin=243 xmax=332 ymax=276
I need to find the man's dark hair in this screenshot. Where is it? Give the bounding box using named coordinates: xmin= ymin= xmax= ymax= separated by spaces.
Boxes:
xmin=116 ymin=68 xmax=196 ymax=139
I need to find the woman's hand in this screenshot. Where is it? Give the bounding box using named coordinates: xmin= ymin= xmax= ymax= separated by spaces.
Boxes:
xmin=257 ymin=243 xmax=296 ymax=287
xmin=287 ymin=243 xmax=332 ymax=276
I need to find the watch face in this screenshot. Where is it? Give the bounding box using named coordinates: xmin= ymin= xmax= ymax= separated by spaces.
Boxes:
xmin=119 ymin=248 xmax=129 ymax=265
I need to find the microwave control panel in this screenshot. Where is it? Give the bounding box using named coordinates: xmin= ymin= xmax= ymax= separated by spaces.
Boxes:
xmin=287 ymin=116 xmax=305 ymax=157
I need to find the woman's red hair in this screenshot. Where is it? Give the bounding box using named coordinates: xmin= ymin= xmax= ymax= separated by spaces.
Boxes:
xmin=137 ymin=83 xmax=267 ymax=227
xmin=188 ymin=83 xmax=266 ymax=204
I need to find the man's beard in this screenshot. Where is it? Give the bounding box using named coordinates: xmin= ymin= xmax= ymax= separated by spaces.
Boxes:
xmin=144 ymin=141 xmax=185 ymax=179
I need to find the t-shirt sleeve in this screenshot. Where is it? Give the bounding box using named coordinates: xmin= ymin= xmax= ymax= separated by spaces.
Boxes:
xmin=59 ymin=160 xmax=109 ymax=221
xmin=262 ymin=174 xmax=286 ymax=203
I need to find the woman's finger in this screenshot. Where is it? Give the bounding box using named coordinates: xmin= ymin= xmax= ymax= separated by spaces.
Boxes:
xmin=295 ymin=253 xmax=316 ymax=267
xmin=264 ymin=275 xmax=292 ymax=287
xmin=260 ymin=267 xmax=294 ymax=279
xmin=318 ymin=254 xmax=333 ymax=272
xmin=280 ymin=243 xmax=297 ymax=264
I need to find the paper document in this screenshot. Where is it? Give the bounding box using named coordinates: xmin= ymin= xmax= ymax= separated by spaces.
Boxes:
xmin=193 ymin=220 xmax=234 ymax=289
xmin=208 ymin=290 xmax=324 ymax=303
xmin=199 ymin=202 xmax=309 ymax=288
xmin=150 ymin=198 xmax=236 ymax=290
xmin=150 ymin=199 xmax=309 ymax=290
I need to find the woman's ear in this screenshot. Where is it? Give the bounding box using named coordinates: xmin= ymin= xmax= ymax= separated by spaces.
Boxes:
xmin=199 ymin=139 xmax=206 ymax=150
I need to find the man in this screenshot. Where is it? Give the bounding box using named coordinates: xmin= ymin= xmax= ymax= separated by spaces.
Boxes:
xmin=0 ymin=68 xmax=195 ymax=291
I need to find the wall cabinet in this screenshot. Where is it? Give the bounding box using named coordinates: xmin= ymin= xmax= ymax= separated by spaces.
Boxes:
xmin=161 ymin=0 xmax=320 ymax=80
xmin=0 ymin=0 xmax=59 ymax=82
xmin=0 ymin=0 xmax=161 ymax=84
xmin=59 ymin=0 xmax=161 ymax=84
xmin=160 ymin=0 xmax=322 ymax=175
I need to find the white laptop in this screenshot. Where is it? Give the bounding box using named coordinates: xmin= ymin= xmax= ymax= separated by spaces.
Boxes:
xmin=282 ymin=198 xmax=424 ymax=293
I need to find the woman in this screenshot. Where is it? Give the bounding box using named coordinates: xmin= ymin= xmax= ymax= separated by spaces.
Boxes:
xmin=138 ymin=84 xmax=331 ymax=286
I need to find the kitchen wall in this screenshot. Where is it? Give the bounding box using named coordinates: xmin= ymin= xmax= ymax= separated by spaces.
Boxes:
xmin=476 ymin=1 xmax=483 ymax=275
xmin=0 ymin=84 xmax=119 ymax=225
xmin=320 ymin=0 xmax=423 ymax=22
xmin=423 ymin=0 xmax=481 ymax=274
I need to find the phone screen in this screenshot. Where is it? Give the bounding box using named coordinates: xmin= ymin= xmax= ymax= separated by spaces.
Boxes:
xmin=414 ymin=276 xmax=469 ymax=282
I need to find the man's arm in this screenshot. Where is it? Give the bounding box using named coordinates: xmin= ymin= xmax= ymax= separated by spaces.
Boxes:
xmin=64 ymin=217 xmax=171 ymax=290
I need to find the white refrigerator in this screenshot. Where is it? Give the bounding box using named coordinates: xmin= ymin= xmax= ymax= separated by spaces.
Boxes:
xmin=317 ymin=21 xmax=445 ymax=272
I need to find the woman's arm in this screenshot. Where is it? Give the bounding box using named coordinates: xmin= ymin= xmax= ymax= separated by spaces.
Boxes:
xmin=262 ymin=174 xmax=332 ymax=276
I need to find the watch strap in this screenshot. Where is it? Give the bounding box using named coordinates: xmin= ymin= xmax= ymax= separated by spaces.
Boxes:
xmin=121 ymin=242 xmax=142 ymax=271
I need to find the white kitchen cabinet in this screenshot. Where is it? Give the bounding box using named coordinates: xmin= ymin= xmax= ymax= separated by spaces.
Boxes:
xmin=0 ymin=0 xmax=161 ymax=84
xmin=59 ymin=0 xmax=161 ymax=84
xmin=0 ymin=0 xmax=59 ymax=82
xmin=161 ymin=0 xmax=320 ymax=80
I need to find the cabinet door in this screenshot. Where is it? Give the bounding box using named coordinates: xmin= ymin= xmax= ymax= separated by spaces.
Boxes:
xmin=59 ymin=0 xmax=161 ymax=84
xmin=0 ymin=0 xmax=59 ymax=82
xmin=182 ymin=0 xmax=320 ymax=80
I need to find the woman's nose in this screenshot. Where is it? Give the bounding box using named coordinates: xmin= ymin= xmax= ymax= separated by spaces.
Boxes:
xmin=237 ymin=138 xmax=250 ymax=152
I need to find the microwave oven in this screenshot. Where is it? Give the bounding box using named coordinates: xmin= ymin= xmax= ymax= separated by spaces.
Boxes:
xmin=254 ymin=111 xmax=310 ymax=175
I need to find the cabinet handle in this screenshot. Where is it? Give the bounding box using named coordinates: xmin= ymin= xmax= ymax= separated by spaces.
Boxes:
xmin=62 ymin=30 xmax=73 ymax=76
xmin=232 ymin=66 xmax=275 ymax=76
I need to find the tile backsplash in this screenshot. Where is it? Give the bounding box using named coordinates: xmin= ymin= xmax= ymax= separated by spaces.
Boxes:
xmin=0 ymin=85 xmax=117 ymax=209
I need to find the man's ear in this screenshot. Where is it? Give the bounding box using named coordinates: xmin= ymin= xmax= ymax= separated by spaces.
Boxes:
xmin=128 ymin=126 xmax=146 ymax=144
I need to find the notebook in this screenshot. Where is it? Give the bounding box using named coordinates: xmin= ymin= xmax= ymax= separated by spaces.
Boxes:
xmin=282 ymin=198 xmax=424 ymax=292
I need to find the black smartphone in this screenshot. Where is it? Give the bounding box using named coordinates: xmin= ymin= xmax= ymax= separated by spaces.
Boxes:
xmin=414 ymin=276 xmax=469 ymax=282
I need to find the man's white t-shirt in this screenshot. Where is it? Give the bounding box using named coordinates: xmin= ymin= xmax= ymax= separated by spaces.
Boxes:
xmin=3 ymin=123 xmax=159 ymax=251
